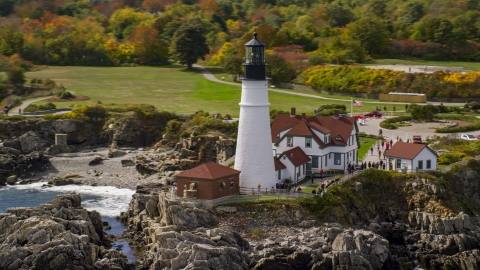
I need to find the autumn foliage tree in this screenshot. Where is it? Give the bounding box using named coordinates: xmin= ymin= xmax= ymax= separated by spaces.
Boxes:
xmin=129 ymin=26 xmax=169 ymax=65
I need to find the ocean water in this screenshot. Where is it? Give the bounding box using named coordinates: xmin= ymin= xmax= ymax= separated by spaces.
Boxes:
xmin=0 ymin=182 xmax=138 ymax=262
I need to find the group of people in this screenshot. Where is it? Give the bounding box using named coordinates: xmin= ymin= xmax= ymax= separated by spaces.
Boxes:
xmin=274 ymin=182 xmax=297 ymax=193
xmin=360 ymin=160 xmax=387 ymax=170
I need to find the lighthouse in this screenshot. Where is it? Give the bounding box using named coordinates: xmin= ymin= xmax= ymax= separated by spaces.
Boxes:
xmin=234 ymin=33 xmax=276 ymax=189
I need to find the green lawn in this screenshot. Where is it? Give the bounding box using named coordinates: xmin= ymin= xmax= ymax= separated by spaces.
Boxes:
xmin=358 ymin=136 xmax=379 ymax=160
xmin=362 ymin=59 xmax=480 ymax=71
xmin=301 ymin=184 xmax=319 ymax=194
xmin=25 ymin=65 xmax=387 ymax=117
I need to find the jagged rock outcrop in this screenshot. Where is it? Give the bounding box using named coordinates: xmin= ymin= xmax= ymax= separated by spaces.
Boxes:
xmin=121 ymin=185 xmax=393 ymax=270
xmin=0 ymin=147 xmax=49 ymax=186
xmin=132 ymin=135 xmax=235 ymax=181
xmin=0 ymin=193 xmax=131 ymax=269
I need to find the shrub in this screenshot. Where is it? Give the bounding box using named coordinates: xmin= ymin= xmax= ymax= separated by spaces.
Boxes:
xmin=57 ymin=91 xmax=74 ymax=99
xmin=23 ymin=102 xmax=56 ymax=112
xmin=0 ymin=115 xmax=26 ymax=121
xmin=379 ymin=116 xmax=412 ymax=129
xmin=438 ymin=152 xmax=466 ymax=165
xmin=250 ymin=228 xmax=268 ymax=239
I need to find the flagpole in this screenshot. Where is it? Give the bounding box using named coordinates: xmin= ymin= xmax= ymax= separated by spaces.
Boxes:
xmin=351 ymin=97 xmax=353 ymax=117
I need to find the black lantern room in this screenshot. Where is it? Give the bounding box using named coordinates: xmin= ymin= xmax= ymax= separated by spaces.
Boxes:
xmin=242 ymin=32 xmax=267 ymax=80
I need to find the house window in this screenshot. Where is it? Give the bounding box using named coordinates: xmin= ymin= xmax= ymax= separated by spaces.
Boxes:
xmin=325 ymin=155 xmax=328 ymax=166
xmin=426 ymin=160 xmax=431 ymax=169
xmin=230 ymin=177 xmax=234 ymax=188
xmin=287 ymin=137 xmax=293 ymax=147
xmin=334 ymin=153 xmax=341 ymax=165
xmin=305 ymin=137 xmax=312 ymax=148
xmin=325 ymin=135 xmax=330 ymax=144
xmin=396 ymin=159 xmax=401 ymax=169
xmin=335 ymin=135 xmax=342 ymax=141
xmin=418 ymin=160 xmax=423 ymax=170
xmin=219 ymin=181 xmax=225 ymax=191
xmin=312 ymin=156 xmax=319 ymax=168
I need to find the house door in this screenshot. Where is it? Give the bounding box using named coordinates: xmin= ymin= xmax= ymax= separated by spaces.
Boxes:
xmin=306 ymin=160 xmax=312 ymax=176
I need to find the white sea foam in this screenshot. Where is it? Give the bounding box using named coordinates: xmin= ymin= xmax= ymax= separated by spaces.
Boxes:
xmin=3 ymin=182 xmax=135 ymax=217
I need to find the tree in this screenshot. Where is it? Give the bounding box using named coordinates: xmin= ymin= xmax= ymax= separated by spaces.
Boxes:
xmin=265 ymin=54 xmax=294 ymax=85
xmin=347 ymin=16 xmax=390 ymax=55
xmin=364 ymin=0 xmax=386 ymax=18
xmin=409 ymin=104 xmax=439 ymax=121
xmin=171 ymin=24 xmax=209 ymax=70
xmin=222 ymin=55 xmax=243 ymax=81
xmin=324 ymin=2 xmax=355 ymax=28
xmin=130 ymin=26 xmax=169 ymax=65
xmin=6 ymin=66 xmax=26 ymax=86
xmin=398 ymin=1 xmax=424 ymax=25
xmin=0 ymin=0 xmax=14 ymax=16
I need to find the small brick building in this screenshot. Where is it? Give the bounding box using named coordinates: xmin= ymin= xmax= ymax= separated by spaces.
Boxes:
xmin=175 ymin=162 xmax=241 ymax=200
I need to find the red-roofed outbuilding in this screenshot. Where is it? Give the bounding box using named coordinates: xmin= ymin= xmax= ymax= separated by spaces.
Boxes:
xmin=175 ymin=162 xmax=240 ymax=200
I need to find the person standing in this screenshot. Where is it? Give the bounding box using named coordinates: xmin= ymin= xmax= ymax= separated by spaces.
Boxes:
xmin=378 ymin=150 xmax=381 ymax=159
xmin=320 ymin=169 xmax=324 ymax=179
xmin=311 ymin=173 xmax=314 ymax=184
xmin=370 ymin=146 xmax=374 ymax=155
xmin=18 ymin=108 xmax=21 ymax=115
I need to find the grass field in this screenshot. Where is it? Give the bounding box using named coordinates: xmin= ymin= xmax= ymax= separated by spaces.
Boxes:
xmin=25 ymin=65 xmax=386 ymax=117
xmin=358 ymin=136 xmax=379 ymax=160
xmin=362 ymin=59 xmax=480 ymax=71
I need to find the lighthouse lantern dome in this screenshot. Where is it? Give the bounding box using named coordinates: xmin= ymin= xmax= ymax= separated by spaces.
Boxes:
xmin=243 ymin=32 xmax=267 ymax=80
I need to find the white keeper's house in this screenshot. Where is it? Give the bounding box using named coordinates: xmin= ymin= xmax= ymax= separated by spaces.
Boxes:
xmin=272 ymin=108 xmax=360 ymax=182
xmin=384 ymin=141 xmax=438 ymax=172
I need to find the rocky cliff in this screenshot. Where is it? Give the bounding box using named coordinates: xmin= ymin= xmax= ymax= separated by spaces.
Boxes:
xmin=0 ymin=147 xmax=49 ymax=186
xmin=119 ymin=184 xmax=394 ymax=270
xmin=0 ymin=193 xmax=132 ymax=269
xmin=118 ymin=160 xmax=480 ymax=270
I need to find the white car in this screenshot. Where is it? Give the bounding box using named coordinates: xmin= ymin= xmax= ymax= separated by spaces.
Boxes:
xmin=460 ymin=134 xmax=477 ymax=141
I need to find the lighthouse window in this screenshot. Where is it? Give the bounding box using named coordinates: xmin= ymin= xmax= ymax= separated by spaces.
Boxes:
xmin=287 ymin=137 xmax=293 ymax=147
xmin=305 ymin=138 xmax=312 ymax=148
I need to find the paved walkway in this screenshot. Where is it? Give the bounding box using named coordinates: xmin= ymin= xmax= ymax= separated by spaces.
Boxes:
xmin=193 ymin=64 xmax=466 ymax=107
xmin=7 ymin=97 xmax=50 ymax=116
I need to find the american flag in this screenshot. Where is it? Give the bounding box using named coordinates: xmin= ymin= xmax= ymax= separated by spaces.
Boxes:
xmin=353 ymin=100 xmax=363 ymax=107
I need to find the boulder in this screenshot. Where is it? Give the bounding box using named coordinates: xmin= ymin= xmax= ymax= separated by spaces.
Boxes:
xmin=6 ymin=175 xmax=17 ymax=185
xmin=109 ymin=149 xmax=127 ymax=158
xmin=88 ymin=157 xmax=103 ymax=166
xmin=121 ymin=159 xmax=135 ymax=167
xmin=19 ymin=131 xmax=50 ymax=153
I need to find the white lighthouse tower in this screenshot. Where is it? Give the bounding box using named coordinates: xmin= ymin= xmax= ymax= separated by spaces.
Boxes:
xmin=234 ymin=33 xmax=276 ymax=189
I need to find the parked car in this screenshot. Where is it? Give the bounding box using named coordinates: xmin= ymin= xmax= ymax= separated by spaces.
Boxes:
xmin=364 ymin=111 xmax=383 ymax=118
xmin=412 ymin=134 xmax=422 ymax=144
xmin=460 ymin=134 xmax=477 ymax=141
xmin=355 ymin=115 xmax=364 ymax=120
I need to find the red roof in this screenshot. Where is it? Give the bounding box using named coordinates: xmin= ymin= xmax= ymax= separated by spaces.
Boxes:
xmin=271 ymin=110 xmax=356 ymax=147
xmin=274 ymin=156 xmax=286 ymax=170
xmin=271 ymin=114 xmax=302 ymax=143
xmin=285 ymin=120 xmax=313 ymax=136
xmin=384 ymin=142 xmax=436 ymax=159
xmin=176 ymin=162 xmax=240 ymax=179
xmin=281 ymin=146 xmax=310 ymax=166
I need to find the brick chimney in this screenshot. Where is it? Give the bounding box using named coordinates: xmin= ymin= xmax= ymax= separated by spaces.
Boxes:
xmin=334 ymin=109 xmax=340 ymax=119
xmin=290 ymin=107 xmax=296 ymax=117
xmin=302 ymin=112 xmax=306 ymax=119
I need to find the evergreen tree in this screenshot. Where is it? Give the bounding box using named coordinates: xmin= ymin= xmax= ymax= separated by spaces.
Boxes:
xmin=171 ymin=23 xmax=209 ymax=70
